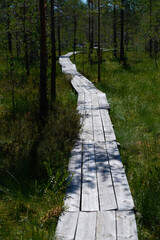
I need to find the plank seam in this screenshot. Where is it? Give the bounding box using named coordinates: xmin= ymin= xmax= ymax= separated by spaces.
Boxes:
xmin=80 ymin=142 xmax=84 ymax=211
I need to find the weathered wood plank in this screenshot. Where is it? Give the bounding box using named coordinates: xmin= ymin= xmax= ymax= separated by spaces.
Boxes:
xmin=110 ymin=167 xmax=135 ymax=211
xmin=100 ymin=110 xmax=116 ymax=142
xmin=79 ymin=110 xmax=94 ymax=141
xmin=81 ymin=143 xmax=99 ymax=211
xmin=75 ymin=212 xmax=97 ymax=240
xmin=71 ymin=78 xmax=84 ymax=94
xmin=117 ymin=211 xmax=138 ymax=240
xmin=91 ymin=94 xmax=99 ymax=110
xmin=93 ymin=110 xmax=105 ymax=142
xmin=98 ymin=93 xmax=110 ymax=110
xmin=55 ymin=212 xmax=79 ymax=240
xmin=105 ymin=140 xmax=123 ymax=169
xmin=80 ymin=76 xmax=98 ymax=94
xmin=84 ymin=93 xmax=92 ymax=110
xmin=95 ymin=143 xmax=117 ymax=211
xmin=75 ymin=76 xmax=91 ymax=94
xmin=64 ymin=142 xmax=82 ymax=211
xmin=96 ymin=211 xmax=116 ymax=240
xmin=105 ymin=141 xmax=134 ymax=210
xmin=77 ymin=93 xmax=85 ymax=112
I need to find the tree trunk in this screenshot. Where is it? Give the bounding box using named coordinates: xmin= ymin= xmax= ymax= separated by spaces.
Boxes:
xmin=113 ymin=2 xmax=117 ymax=59
xmin=98 ymin=0 xmax=100 ymax=82
xmin=73 ymin=13 xmax=77 ymax=61
xmin=39 ymin=0 xmax=48 ymax=123
xmin=51 ymin=0 xmax=56 ymax=101
xmin=91 ymin=0 xmax=94 ymax=51
xmin=149 ymin=0 xmax=152 ymax=57
xmin=57 ymin=13 xmax=61 ymax=56
xmin=23 ymin=1 xmax=29 ymax=77
xmin=7 ymin=11 xmax=15 ymax=118
xmin=120 ymin=0 xmax=125 ymax=62
xmin=88 ymin=0 xmax=91 ymax=44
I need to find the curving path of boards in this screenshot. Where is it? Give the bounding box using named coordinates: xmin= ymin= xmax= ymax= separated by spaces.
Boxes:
xmin=55 ymin=52 xmax=138 ymax=240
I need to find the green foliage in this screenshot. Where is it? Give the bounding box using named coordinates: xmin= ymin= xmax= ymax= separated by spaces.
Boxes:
xmin=74 ymin=51 xmax=160 ymax=239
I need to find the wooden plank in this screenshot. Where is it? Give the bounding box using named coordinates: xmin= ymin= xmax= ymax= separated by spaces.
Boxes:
xmin=91 ymin=94 xmax=99 ymax=110
xmin=75 ymin=76 xmax=91 ymax=94
xmin=71 ymin=78 xmax=84 ymax=94
xmin=105 ymin=141 xmax=134 ymax=210
xmin=93 ymin=109 xmax=105 ymax=142
xmin=64 ymin=142 xmax=82 ymax=211
xmin=105 ymin=140 xmax=123 ymax=169
xmin=100 ymin=110 xmax=116 ymax=142
xmin=75 ymin=212 xmax=97 ymax=240
xmin=80 ymin=76 xmax=98 ymax=94
xmin=84 ymin=93 xmax=92 ymax=110
xmin=79 ymin=110 xmax=94 ymax=141
xmin=77 ymin=93 xmax=85 ymax=112
xmin=110 ymin=167 xmax=135 ymax=211
xmin=95 ymin=143 xmax=117 ymax=211
xmin=81 ymin=143 xmax=99 ymax=211
xmin=55 ymin=212 xmax=79 ymax=240
xmin=117 ymin=211 xmax=138 ymax=240
xmin=96 ymin=211 xmax=116 ymax=240
xmin=98 ymin=93 xmax=110 ymax=110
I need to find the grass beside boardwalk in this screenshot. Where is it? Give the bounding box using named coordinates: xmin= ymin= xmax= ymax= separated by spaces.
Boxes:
xmin=0 ymin=59 xmax=81 ymax=239
xmin=71 ymin=51 xmax=160 ymax=239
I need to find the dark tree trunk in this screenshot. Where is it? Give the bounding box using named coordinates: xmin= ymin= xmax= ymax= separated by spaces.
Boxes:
xmin=120 ymin=0 xmax=125 ymax=62
xmin=73 ymin=13 xmax=77 ymax=61
xmin=113 ymin=2 xmax=117 ymax=59
xmin=15 ymin=31 xmax=20 ymax=58
xmin=98 ymin=0 xmax=100 ymax=82
xmin=7 ymin=12 xmax=15 ymax=118
xmin=23 ymin=1 xmax=29 ymax=77
xmin=88 ymin=0 xmax=91 ymax=44
xmin=57 ymin=13 xmax=61 ymax=56
xmin=91 ymin=0 xmax=94 ymax=51
xmin=39 ymin=0 xmax=48 ymax=123
xmin=88 ymin=0 xmax=91 ymax=59
xmin=149 ymin=0 xmax=152 ymax=57
xmin=51 ymin=0 xmax=56 ymax=101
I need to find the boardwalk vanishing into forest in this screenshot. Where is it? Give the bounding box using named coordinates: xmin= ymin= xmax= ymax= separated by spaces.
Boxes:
xmin=55 ymin=52 xmax=138 ymax=240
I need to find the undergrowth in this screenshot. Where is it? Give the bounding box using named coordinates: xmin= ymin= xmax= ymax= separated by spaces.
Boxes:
xmin=0 ymin=58 xmax=80 ymax=239
xmin=72 ymin=50 xmax=160 ymax=239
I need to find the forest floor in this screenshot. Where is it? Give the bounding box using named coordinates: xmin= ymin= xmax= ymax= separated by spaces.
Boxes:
xmin=71 ymin=50 xmax=160 ymax=240
xmin=0 ymin=57 xmax=81 ymax=240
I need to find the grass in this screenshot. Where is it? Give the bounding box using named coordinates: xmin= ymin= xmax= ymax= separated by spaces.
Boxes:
xmin=71 ymin=50 xmax=160 ymax=239
xmin=0 ymin=55 xmax=81 ymax=239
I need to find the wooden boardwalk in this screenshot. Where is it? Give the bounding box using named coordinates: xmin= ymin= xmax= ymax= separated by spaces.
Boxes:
xmin=56 ymin=52 xmax=138 ymax=240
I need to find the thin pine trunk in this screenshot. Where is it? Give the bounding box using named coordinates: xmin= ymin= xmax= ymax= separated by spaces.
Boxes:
xmin=23 ymin=1 xmax=29 ymax=77
xmin=149 ymin=0 xmax=153 ymax=57
xmin=113 ymin=2 xmax=117 ymax=59
xmin=39 ymin=0 xmax=48 ymax=123
xmin=51 ymin=0 xmax=56 ymax=101
xmin=58 ymin=13 xmax=61 ymax=56
xmin=98 ymin=0 xmax=100 ymax=82
xmin=73 ymin=13 xmax=77 ymax=61
xmin=120 ymin=0 xmax=125 ymax=62
xmin=91 ymin=0 xmax=94 ymax=51
xmin=7 ymin=12 xmax=15 ymax=118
